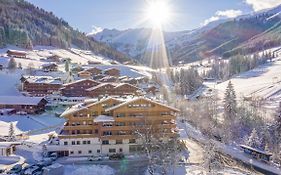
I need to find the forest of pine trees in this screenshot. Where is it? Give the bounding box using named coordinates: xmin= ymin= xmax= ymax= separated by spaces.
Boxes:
xmin=204 ymin=51 xmax=275 ymax=81
xmin=0 ymin=0 xmax=131 ymax=63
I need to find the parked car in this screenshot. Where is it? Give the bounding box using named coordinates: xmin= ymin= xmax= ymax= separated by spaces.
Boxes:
xmin=8 ymin=164 xmax=22 ymax=174
xmin=16 ymin=111 xmax=27 ymax=115
xmin=88 ymin=155 xmax=102 ymax=161
xmin=109 ymin=153 xmax=125 ymax=160
xmin=23 ymin=165 xmax=41 ymax=175
xmin=36 ymin=159 xmax=52 ymax=168
xmin=49 ymin=152 xmax=58 ymax=161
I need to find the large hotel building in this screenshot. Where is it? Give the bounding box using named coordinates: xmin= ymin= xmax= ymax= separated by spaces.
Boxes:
xmin=48 ymin=97 xmax=179 ymax=157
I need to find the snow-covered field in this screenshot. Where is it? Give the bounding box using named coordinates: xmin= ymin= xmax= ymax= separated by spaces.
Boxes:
xmin=0 ymin=114 xmax=65 ymax=143
xmin=205 ymin=59 xmax=281 ymax=112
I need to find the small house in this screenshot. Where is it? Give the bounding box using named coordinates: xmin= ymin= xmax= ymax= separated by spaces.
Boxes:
xmin=86 ymin=67 xmax=102 ymax=76
xmin=42 ymin=63 xmax=58 ymax=72
xmin=104 ymin=68 xmax=120 ymax=77
xmin=47 ymin=55 xmax=61 ymax=63
xmin=0 ymin=142 xmax=20 ymax=156
xmin=7 ymin=50 xmax=27 ymax=58
xmin=78 ymin=70 xmax=92 ymax=79
xmin=0 ymin=96 xmax=48 ymax=114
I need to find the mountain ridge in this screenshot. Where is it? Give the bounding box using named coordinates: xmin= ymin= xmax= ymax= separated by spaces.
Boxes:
xmin=91 ymin=4 xmax=281 ymax=65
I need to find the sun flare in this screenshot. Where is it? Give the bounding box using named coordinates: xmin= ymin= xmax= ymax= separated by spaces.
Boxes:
xmin=145 ymin=1 xmax=171 ymax=28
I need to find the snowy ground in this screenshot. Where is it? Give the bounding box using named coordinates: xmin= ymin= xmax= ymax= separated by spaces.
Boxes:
xmin=0 ymin=113 xmax=65 ymax=142
xmin=203 ymin=59 xmax=281 ymax=115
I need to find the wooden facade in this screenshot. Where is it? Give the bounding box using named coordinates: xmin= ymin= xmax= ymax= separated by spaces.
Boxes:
xmin=42 ymin=63 xmax=58 ymax=72
xmin=104 ymin=68 xmax=120 ymax=77
xmin=61 ymin=79 xmax=100 ymax=97
xmin=0 ymin=96 xmax=47 ymax=114
xmin=78 ymin=71 xmax=92 ymax=79
xmin=86 ymin=83 xmax=142 ymax=97
xmin=86 ymin=67 xmax=102 ymax=76
xmin=55 ymin=97 xmax=179 ymax=156
xmin=21 ymin=76 xmax=62 ymax=97
xmin=7 ymin=50 xmax=27 ymax=58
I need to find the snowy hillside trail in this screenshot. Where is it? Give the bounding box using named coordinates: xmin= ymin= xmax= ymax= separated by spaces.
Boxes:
xmin=182 ymin=139 xmax=204 ymax=164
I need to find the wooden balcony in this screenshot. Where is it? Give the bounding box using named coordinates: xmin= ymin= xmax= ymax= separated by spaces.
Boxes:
xmin=63 ymin=125 xmax=97 ymax=130
xmin=100 ymin=135 xmax=136 ymax=140
xmin=58 ymin=134 xmax=99 ymax=139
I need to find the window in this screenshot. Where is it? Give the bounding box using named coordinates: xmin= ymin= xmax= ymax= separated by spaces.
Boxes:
xmin=103 ymin=131 xmax=112 ymax=136
xmin=102 ymin=140 xmax=109 ymax=145
xmin=97 ymin=149 xmax=100 ymax=153
xmin=119 ymin=148 xmax=123 ymax=152
xmin=95 ymin=129 xmax=99 ymax=134
xmin=77 ymin=141 xmax=80 ymax=145
xmin=109 ymin=148 xmax=116 ymax=153
xmin=103 ymin=123 xmax=113 ymax=127
xmin=83 ymin=141 xmax=87 ymax=145
xmin=116 ymin=140 xmax=123 ymax=144
xmin=117 ymin=131 xmax=126 ymax=135
xmin=116 ymin=113 xmax=125 ymax=118
xmin=70 ymin=151 xmax=74 ymax=154
xmin=64 ymin=141 xmax=68 ymax=145
xmin=71 ymin=141 xmax=75 ymax=145
xmin=88 ymin=150 xmax=92 ymax=154
xmin=78 ymin=150 xmax=82 ymax=154
xmin=116 ymin=122 xmax=125 ymax=126
xmin=87 ymin=141 xmax=91 ymax=144
xmin=129 ymin=139 xmax=136 ymax=144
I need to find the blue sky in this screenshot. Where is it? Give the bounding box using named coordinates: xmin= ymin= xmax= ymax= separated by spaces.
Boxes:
xmin=26 ymin=0 xmax=281 ymax=33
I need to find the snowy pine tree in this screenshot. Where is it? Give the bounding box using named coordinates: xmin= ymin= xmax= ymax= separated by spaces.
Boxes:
xmin=7 ymin=58 xmax=17 ymax=70
xmin=8 ymin=123 xmax=15 ymax=141
xmin=42 ymin=144 xmax=48 ymax=157
xmin=275 ymin=102 xmax=281 ymax=143
xmin=223 ymin=81 xmax=237 ymax=120
xmin=65 ymin=60 xmax=70 ymax=72
xmin=247 ymin=128 xmax=261 ymax=149
xmin=204 ymin=141 xmax=223 ymax=174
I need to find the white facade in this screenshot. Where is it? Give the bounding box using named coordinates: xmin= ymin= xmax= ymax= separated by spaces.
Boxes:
xmin=48 ymin=138 xmax=135 ymax=157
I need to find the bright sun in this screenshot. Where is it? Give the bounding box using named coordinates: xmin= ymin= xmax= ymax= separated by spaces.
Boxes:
xmin=145 ymin=1 xmax=171 ymax=28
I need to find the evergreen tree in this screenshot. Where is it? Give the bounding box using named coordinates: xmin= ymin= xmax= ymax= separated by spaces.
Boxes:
xmin=42 ymin=144 xmax=48 ymax=157
xmin=7 ymin=58 xmax=17 ymax=70
xmin=65 ymin=60 xmax=70 ymax=72
xmin=260 ymin=126 xmax=271 ymax=150
xmin=223 ymin=81 xmax=237 ymax=120
xmin=18 ymin=62 xmax=22 ymax=69
xmin=8 ymin=123 xmax=15 ymax=141
xmin=247 ymin=128 xmax=261 ymax=149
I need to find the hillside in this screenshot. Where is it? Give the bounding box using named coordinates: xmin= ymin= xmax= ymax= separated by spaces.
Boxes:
xmin=0 ymin=0 xmax=131 ymax=63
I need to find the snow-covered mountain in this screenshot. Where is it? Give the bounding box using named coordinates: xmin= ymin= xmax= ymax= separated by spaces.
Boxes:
xmin=90 ymin=4 xmax=281 ymax=65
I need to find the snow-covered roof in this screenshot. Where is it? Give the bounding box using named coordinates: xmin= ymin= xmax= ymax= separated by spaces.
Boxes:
xmin=105 ymin=97 xmax=180 ymax=112
xmin=0 ymin=96 xmax=46 ymax=105
xmin=63 ymin=79 xmax=100 ymax=86
xmin=0 ymin=142 xmax=21 ymax=148
xmin=240 ymin=145 xmax=272 ymax=156
xmin=86 ymin=83 xmax=115 ymax=91
xmin=41 ymin=63 xmax=58 ymax=67
xmin=22 ymin=75 xmax=62 ymax=85
xmin=60 ymin=97 xmax=123 ymax=117
xmin=7 ymin=50 xmax=27 ymax=54
xmin=94 ymin=115 xmax=115 ymax=123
